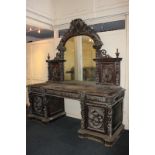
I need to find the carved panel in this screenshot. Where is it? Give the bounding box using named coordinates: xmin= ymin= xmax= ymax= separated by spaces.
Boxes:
xmin=49 ymin=63 xmax=61 ymax=81
xmin=28 ymin=92 xmax=65 ymax=119
xmin=94 ymin=58 xmax=122 ymax=86
xmin=33 ymin=96 xmax=43 ymax=113
xmin=29 ymin=94 xmax=44 ymax=116
xmin=107 ymin=107 xmax=112 ymax=136
xmin=101 ymin=64 xmax=115 ymax=84
xmin=87 ymin=106 xmax=105 ymax=133
xmin=47 ymin=60 xmax=65 ymax=81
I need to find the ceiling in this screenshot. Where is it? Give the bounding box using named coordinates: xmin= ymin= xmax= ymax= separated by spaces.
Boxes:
xmin=26 ymin=25 xmax=54 ymax=42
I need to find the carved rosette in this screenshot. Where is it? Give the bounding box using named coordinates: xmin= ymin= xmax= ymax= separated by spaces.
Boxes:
xmin=107 ymin=108 xmax=112 ymax=136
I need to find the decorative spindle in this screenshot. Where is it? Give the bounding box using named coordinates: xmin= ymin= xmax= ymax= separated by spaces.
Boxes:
xmin=115 ymin=48 xmax=120 ymax=58
xmin=47 ymin=53 xmax=50 ymax=60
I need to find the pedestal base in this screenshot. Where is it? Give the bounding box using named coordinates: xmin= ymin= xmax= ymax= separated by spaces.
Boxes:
xmin=27 ymin=112 xmax=66 ymax=123
xmin=78 ymin=124 xmax=124 ymax=147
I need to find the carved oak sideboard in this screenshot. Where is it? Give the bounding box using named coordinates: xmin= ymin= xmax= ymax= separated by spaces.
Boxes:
xmin=27 ymin=19 xmax=125 ymax=147
xmin=28 ymin=81 xmax=125 ymax=146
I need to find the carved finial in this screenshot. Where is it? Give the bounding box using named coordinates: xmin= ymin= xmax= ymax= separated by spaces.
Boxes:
xmin=47 ymin=53 xmax=50 ymax=60
xmin=115 ymin=48 xmax=119 ymax=58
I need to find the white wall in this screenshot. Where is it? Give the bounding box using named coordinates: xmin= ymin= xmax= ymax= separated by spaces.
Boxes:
xmin=26 ymin=0 xmax=54 ymax=29
xmin=26 ymin=39 xmax=55 ymax=85
xmin=26 ymin=36 xmax=41 ymax=42
xmin=26 ymin=0 xmax=128 ymax=28
xmin=52 ymin=0 xmax=128 ymax=27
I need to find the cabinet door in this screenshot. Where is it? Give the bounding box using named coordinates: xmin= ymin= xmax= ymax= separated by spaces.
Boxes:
xmin=29 ymin=94 xmax=44 ymax=116
xmin=46 ymin=95 xmax=64 ymax=116
xmin=86 ymin=105 xmax=106 ymax=133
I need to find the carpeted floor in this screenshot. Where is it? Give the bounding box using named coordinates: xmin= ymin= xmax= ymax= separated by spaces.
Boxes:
xmin=26 ymin=116 xmax=129 ymax=155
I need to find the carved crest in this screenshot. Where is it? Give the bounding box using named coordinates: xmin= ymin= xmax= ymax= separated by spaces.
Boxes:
xmin=57 ymin=19 xmax=103 ymax=54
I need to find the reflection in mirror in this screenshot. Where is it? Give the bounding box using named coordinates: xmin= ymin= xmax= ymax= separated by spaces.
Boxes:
xmin=64 ymin=36 xmax=96 ymax=81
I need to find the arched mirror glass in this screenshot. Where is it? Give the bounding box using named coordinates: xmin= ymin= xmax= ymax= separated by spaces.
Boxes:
xmin=64 ymin=36 xmax=96 ymax=81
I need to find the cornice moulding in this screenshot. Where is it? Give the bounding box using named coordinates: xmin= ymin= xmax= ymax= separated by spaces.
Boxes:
xmin=53 ymin=2 xmax=128 ymax=28
xmin=26 ymin=8 xmax=54 ymax=29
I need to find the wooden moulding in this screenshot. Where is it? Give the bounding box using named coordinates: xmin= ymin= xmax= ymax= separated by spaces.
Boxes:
xmin=78 ymin=124 xmax=124 ymax=147
xmin=27 ymin=112 xmax=66 ymax=123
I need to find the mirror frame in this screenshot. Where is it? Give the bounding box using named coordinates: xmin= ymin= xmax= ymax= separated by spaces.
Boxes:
xmin=55 ymin=19 xmax=104 ymax=82
xmin=56 ymin=19 xmax=103 ymax=59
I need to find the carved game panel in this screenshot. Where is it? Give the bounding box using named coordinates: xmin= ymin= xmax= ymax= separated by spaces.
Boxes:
xmin=29 ymin=94 xmax=44 ymax=116
xmin=101 ymin=63 xmax=115 ymax=84
xmin=87 ymin=105 xmax=106 ymax=133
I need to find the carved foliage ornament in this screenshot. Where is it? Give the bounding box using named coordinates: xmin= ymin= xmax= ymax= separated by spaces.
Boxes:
xmin=33 ymin=96 xmax=43 ymax=114
xmin=56 ymin=18 xmax=119 ymax=60
xmin=57 ymin=18 xmax=103 ymax=53
xmin=102 ymin=65 xmax=114 ymax=83
xmin=88 ymin=107 xmax=105 ymax=129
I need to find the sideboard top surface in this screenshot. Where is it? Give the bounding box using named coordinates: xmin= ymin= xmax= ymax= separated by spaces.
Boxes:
xmin=29 ymin=81 xmax=124 ymax=99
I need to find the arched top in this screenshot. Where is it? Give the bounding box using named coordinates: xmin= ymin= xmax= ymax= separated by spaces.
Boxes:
xmin=57 ymin=19 xmax=103 ymax=54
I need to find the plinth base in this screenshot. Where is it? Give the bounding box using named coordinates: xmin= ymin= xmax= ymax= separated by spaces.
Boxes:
xmin=27 ymin=112 xmax=66 ymax=123
xmin=78 ymin=124 xmax=124 ymax=147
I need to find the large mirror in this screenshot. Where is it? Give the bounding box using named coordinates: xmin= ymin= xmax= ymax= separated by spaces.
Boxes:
xmin=64 ymin=36 xmax=96 ymax=81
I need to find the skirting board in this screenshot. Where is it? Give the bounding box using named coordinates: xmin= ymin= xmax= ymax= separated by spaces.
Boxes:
xmin=66 ymin=113 xmax=81 ymax=120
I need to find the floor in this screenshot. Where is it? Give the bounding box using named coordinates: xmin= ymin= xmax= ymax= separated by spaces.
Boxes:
xmin=26 ymin=116 xmax=129 ymax=155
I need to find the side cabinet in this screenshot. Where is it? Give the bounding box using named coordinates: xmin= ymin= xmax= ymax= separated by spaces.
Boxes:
xmin=79 ymin=94 xmax=124 ymax=147
xmin=28 ymin=92 xmax=65 ymax=122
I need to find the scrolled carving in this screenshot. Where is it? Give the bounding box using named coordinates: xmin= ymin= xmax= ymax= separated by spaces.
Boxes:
xmin=102 ymin=67 xmax=113 ymax=83
xmin=33 ymin=96 xmax=43 ymax=114
xmin=100 ymin=49 xmax=111 ymax=58
xmin=88 ymin=107 xmax=105 ymax=129
xmin=107 ymin=108 xmax=112 ymax=135
xmin=57 ymin=18 xmax=103 ymax=55
xmin=54 ymin=52 xmax=62 ymax=60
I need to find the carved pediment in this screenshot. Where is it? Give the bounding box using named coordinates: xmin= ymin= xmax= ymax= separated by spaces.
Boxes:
xmin=69 ymin=18 xmax=93 ymax=34
xmin=57 ymin=18 xmax=103 ymax=52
